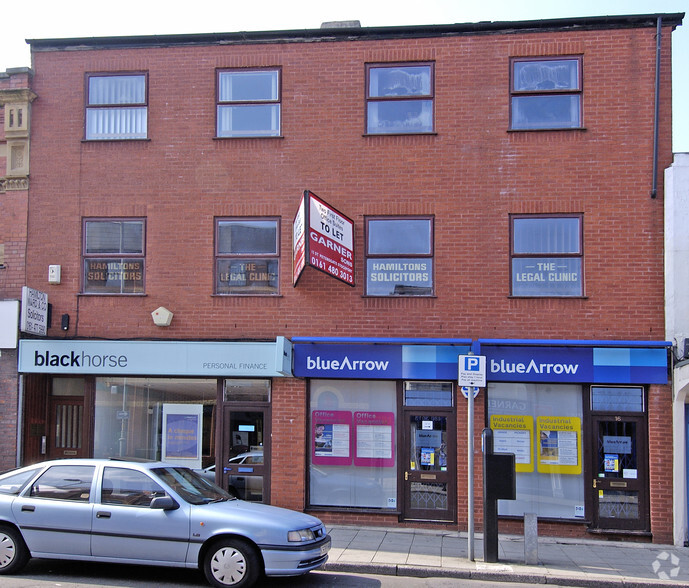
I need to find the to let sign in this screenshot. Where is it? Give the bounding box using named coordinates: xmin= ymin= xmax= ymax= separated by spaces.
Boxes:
xmin=20 ymin=286 xmax=48 ymax=336
xmin=294 ymin=190 xmax=355 ymax=287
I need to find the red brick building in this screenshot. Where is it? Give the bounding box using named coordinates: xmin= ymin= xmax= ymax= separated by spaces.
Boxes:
xmin=1 ymin=67 xmax=35 ymax=468
xmin=17 ymin=13 xmax=682 ymax=543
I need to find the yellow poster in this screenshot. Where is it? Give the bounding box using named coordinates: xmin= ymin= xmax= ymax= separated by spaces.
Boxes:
xmin=490 ymin=415 xmax=534 ymax=473
xmin=536 ymin=416 xmax=582 ymax=475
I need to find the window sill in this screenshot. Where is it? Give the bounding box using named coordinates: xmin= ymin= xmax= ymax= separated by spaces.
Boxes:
xmin=361 ymin=294 xmax=437 ymax=299
xmin=213 ymin=135 xmax=284 ymax=140
xmin=82 ymin=138 xmax=150 ymax=142
xmin=508 ymin=295 xmax=588 ymax=300
xmin=212 ymin=294 xmax=283 ymax=298
xmin=507 ymin=127 xmax=587 ymax=133
xmin=363 ymin=132 xmax=437 ymax=137
xmin=78 ymin=292 xmax=147 ymax=296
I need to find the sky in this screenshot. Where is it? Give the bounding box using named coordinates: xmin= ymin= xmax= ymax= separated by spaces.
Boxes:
xmin=1 ymin=0 xmax=687 ymax=152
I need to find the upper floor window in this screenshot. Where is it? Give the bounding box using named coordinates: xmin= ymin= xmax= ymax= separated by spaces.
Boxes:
xmin=217 ymin=69 xmax=281 ymax=137
xmin=365 ymin=216 xmax=433 ymax=296
xmin=511 ymin=214 xmax=583 ymax=297
xmin=83 ymin=218 xmax=145 ymax=294
xmin=366 ymin=63 xmax=434 ymax=134
xmin=215 ymin=218 xmax=280 ymax=295
xmin=85 ymin=73 xmax=148 ymax=140
xmin=510 ymin=57 xmax=582 ymax=130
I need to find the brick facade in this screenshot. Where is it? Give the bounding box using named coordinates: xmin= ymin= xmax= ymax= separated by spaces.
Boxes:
xmin=21 ymin=15 xmax=680 ymax=542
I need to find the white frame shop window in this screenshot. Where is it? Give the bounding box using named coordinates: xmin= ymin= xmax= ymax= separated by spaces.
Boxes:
xmin=510 ymin=214 xmax=583 ymax=297
xmin=216 ymin=68 xmax=281 ymax=137
xmin=366 ymin=62 xmax=434 ymax=134
xmin=82 ymin=218 xmax=145 ymax=295
xmin=510 ymin=56 xmax=582 ymax=130
xmin=85 ymin=73 xmax=148 ymax=140
xmin=365 ymin=216 xmax=434 ymax=296
xmin=215 ymin=217 xmax=280 ymax=295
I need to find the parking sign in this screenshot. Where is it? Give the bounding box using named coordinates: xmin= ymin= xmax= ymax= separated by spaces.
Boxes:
xmin=458 ymin=355 xmax=486 ymax=387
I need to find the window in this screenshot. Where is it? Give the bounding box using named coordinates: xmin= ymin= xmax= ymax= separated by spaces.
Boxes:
xmin=29 ymin=465 xmax=94 ymax=501
xmin=83 ymin=218 xmax=145 ymax=294
xmin=217 ymin=69 xmax=281 ymax=137
xmin=365 ymin=217 xmax=433 ymax=296
xmin=366 ymin=63 xmax=434 ymax=134
xmin=511 ymin=215 xmax=582 ymax=297
xmin=85 ymin=73 xmax=147 ymax=140
xmin=101 ymin=467 xmax=166 ymax=507
xmin=510 ymin=57 xmax=582 ymax=130
xmin=309 ymin=379 xmax=397 ymax=509
xmin=215 ymin=218 xmax=279 ymax=295
xmin=488 ymin=383 xmax=584 ymax=519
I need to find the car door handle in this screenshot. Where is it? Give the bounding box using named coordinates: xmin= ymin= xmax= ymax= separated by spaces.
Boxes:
xmin=21 ymin=505 xmax=35 ymax=512
xmin=96 ymin=511 xmax=111 ymax=518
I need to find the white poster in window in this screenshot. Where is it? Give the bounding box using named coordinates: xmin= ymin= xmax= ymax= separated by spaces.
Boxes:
xmin=161 ymin=403 xmax=203 ymax=469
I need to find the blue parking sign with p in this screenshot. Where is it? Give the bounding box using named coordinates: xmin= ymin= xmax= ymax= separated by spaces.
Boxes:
xmin=458 ymin=354 xmax=486 ymax=387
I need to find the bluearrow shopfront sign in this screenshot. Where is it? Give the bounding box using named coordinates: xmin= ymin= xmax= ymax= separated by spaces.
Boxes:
xmin=294 ymin=341 xmax=669 ymax=385
xmin=19 ymin=338 xmax=292 ymax=377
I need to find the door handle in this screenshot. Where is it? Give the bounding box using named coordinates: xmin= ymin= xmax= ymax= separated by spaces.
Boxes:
xmin=405 ymin=472 xmax=408 ymax=481
xmin=96 ymin=511 xmax=111 ymax=518
xmin=21 ymin=505 xmax=35 ymax=512
xmin=593 ymin=479 xmax=597 ymax=489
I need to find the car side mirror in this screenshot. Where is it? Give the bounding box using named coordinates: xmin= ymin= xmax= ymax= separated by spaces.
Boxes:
xmin=150 ymin=495 xmax=179 ymax=510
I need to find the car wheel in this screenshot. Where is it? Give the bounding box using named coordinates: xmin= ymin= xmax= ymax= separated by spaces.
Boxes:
xmin=0 ymin=526 xmax=29 ymax=574
xmin=203 ymin=538 xmax=260 ymax=588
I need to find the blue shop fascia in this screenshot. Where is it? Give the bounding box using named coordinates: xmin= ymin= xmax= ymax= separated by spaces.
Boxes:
xmin=293 ymin=336 xmax=669 ymax=533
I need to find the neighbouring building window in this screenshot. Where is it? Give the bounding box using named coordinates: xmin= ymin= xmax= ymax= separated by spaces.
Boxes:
xmin=215 ymin=218 xmax=280 ymax=295
xmin=366 ymin=216 xmax=433 ymax=296
xmin=510 ymin=57 xmax=582 ymax=130
xmin=309 ymin=379 xmax=397 ymax=509
xmin=217 ymin=69 xmax=281 ymax=137
xmin=366 ymin=63 xmax=434 ymax=134
xmin=85 ymin=73 xmax=148 ymax=140
xmin=511 ymin=214 xmax=582 ymax=297
xmin=83 ymin=219 xmax=145 ymax=294
xmin=487 ymin=382 xmax=585 ymax=519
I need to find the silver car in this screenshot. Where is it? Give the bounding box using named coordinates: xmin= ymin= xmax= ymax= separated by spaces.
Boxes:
xmin=0 ymin=459 xmax=330 ymax=587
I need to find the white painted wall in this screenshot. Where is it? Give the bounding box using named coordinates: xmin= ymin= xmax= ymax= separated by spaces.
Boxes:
xmin=666 ymin=153 xmax=689 ymax=546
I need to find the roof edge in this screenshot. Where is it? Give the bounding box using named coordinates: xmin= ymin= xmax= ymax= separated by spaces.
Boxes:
xmin=27 ymin=12 xmax=684 ymax=52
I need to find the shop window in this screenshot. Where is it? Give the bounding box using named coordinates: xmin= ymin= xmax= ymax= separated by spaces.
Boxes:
xmin=365 ymin=216 xmax=433 ymax=296
xmin=215 ymin=218 xmax=280 ymax=295
xmin=487 ymin=382 xmax=584 ymax=519
xmin=510 ymin=214 xmax=582 ymax=297
xmin=366 ymin=63 xmax=434 ymax=134
xmin=85 ymin=73 xmax=148 ymax=140
xmin=510 ymin=57 xmax=582 ymax=130
xmin=309 ymin=379 xmax=397 ymax=509
xmin=93 ymin=377 xmax=216 ymax=466
xmin=217 ymin=68 xmax=281 ymax=137
xmin=82 ymin=218 xmax=145 ymax=294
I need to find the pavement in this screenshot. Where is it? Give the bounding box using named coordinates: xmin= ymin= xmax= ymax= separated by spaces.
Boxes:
xmin=323 ymin=525 xmax=689 ymax=586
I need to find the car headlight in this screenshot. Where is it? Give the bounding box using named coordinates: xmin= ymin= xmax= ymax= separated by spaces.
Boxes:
xmin=288 ymin=528 xmax=316 ymax=542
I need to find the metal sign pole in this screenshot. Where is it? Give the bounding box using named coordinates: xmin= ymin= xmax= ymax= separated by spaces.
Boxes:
xmin=468 ymin=383 xmax=474 ymax=561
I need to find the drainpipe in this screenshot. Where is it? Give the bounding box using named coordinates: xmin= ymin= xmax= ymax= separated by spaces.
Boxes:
xmin=651 ymin=16 xmax=662 ymax=199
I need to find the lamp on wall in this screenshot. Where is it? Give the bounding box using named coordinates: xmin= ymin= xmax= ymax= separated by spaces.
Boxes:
xmin=151 ymin=306 xmax=173 ymax=327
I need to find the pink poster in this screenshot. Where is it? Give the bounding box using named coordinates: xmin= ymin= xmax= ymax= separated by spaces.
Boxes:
xmin=312 ymin=410 xmax=352 ymax=466
xmin=353 ymin=411 xmax=395 ymax=468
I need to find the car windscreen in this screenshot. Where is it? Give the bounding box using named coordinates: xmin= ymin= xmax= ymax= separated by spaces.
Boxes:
xmin=151 ymin=466 xmax=233 ymax=505
xmin=0 ymin=467 xmax=42 ymax=495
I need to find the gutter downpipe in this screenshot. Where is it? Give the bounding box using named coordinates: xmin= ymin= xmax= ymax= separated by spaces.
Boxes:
xmin=651 ymin=16 xmax=662 ymax=199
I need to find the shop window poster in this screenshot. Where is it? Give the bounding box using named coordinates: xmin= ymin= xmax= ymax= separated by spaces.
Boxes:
xmin=312 ymin=410 xmax=352 ymax=466
xmin=353 ymin=411 xmax=395 ymax=468
xmin=490 ymin=414 xmax=534 ymax=473
xmin=536 ymin=416 xmax=582 ymax=475
xmin=161 ymin=403 xmax=203 ymax=470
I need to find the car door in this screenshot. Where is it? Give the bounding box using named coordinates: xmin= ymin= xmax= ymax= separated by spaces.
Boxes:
xmin=11 ymin=464 xmax=95 ymax=556
xmin=91 ymin=466 xmax=190 ymax=563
